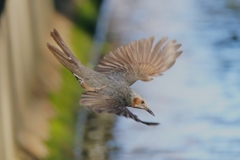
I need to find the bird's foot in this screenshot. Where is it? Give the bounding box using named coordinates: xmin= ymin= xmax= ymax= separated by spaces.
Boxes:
xmin=94 ymin=85 xmax=107 ymax=92
xmin=73 ymin=73 xmax=106 ymax=92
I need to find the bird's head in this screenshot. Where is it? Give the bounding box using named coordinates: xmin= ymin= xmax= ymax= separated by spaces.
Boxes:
xmin=130 ymin=90 xmax=155 ymax=116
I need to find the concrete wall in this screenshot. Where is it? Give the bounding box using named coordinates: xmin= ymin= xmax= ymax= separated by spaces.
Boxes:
xmin=0 ymin=0 xmax=56 ymax=159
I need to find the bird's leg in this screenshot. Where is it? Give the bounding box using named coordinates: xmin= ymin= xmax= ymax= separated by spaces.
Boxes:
xmin=94 ymin=85 xmax=107 ymax=92
xmin=73 ymin=73 xmax=95 ymax=91
xmin=73 ymin=73 xmax=106 ymax=92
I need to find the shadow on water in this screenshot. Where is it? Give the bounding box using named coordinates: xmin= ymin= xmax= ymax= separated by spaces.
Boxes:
xmin=100 ymin=0 xmax=240 ymax=160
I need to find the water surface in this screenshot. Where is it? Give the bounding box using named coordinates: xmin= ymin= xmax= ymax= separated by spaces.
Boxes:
xmin=106 ymin=0 xmax=240 ymax=159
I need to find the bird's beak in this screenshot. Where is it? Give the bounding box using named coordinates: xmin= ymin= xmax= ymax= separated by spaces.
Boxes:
xmin=145 ymin=108 xmax=155 ymax=116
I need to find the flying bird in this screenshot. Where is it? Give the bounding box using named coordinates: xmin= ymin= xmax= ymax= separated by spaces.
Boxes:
xmin=47 ymin=29 xmax=182 ymax=126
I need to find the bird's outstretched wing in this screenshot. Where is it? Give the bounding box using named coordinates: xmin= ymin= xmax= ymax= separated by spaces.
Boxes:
xmin=94 ymin=37 xmax=182 ymax=86
xmin=80 ymin=92 xmax=159 ymax=126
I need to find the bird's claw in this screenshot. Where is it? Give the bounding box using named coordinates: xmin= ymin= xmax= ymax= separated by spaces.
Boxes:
xmin=94 ymin=85 xmax=107 ymax=92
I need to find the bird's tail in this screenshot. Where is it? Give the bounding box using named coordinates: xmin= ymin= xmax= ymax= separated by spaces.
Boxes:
xmin=47 ymin=29 xmax=84 ymax=76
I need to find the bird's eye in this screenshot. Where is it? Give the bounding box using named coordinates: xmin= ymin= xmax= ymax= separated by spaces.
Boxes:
xmin=141 ymin=100 xmax=144 ymax=104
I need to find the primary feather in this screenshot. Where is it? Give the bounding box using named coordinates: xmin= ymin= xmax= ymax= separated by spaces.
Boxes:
xmin=94 ymin=37 xmax=182 ymax=85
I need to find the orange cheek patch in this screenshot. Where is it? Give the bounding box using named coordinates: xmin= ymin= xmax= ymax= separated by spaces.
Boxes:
xmin=132 ymin=98 xmax=141 ymax=107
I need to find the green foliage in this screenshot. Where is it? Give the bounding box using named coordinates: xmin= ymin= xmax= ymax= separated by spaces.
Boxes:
xmin=74 ymin=0 xmax=102 ymax=35
xmin=45 ymin=56 xmax=82 ymax=160
xmin=71 ymin=26 xmax=92 ymax=64
xmin=45 ymin=0 xmax=103 ymax=159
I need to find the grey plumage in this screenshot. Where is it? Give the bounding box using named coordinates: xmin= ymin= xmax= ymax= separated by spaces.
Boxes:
xmin=80 ymin=92 xmax=159 ymax=126
xmin=47 ymin=29 xmax=182 ymax=126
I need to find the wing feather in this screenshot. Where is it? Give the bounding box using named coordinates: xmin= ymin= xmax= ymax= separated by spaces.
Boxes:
xmin=94 ymin=37 xmax=182 ymax=85
xmin=80 ymin=92 xmax=159 ymax=126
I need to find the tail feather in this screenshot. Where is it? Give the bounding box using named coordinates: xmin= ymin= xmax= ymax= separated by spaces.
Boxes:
xmin=47 ymin=29 xmax=82 ymax=75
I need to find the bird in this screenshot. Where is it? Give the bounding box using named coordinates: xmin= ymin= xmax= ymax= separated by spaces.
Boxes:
xmin=47 ymin=29 xmax=182 ymax=126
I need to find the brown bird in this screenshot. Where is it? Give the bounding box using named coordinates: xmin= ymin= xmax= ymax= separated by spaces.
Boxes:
xmin=47 ymin=29 xmax=182 ymax=126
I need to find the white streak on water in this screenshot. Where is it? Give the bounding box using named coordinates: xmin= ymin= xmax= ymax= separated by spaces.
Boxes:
xmin=108 ymin=0 xmax=240 ymax=159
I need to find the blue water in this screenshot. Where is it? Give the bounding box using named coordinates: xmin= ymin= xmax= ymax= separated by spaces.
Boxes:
xmin=105 ymin=0 xmax=240 ymax=159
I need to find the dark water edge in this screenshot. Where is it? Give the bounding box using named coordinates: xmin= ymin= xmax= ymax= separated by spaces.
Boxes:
xmin=81 ymin=113 xmax=116 ymax=160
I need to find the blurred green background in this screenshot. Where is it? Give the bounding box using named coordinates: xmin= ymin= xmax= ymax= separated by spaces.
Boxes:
xmin=0 ymin=0 xmax=113 ymax=160
xmin=1 ymin=0 xmax=240 ymax=160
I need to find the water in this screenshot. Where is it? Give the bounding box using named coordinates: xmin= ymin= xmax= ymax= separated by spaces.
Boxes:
xmin=104 ymin=0 xmax=240 ymax=159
